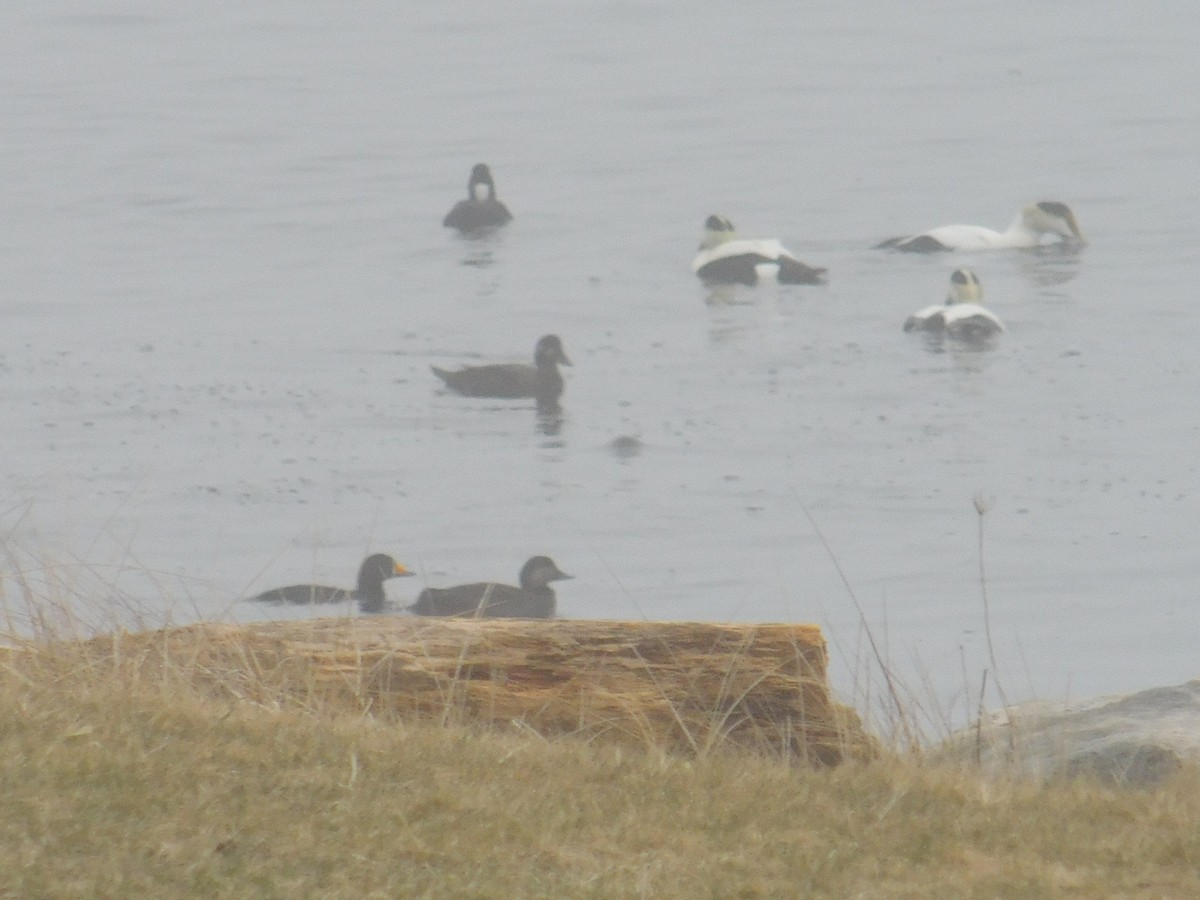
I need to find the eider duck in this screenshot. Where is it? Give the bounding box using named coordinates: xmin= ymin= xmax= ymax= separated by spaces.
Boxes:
xmin=904 ymin=268 xmax=1005 ymax=340
xmin=443 ymin=163 xmax=513 ymax=232
xmin=877 ymin=201 xmax=1084 ymax=252
xmin=432 ymin=334 xmax=571 ymax=405
xmin=692 ymin=215 xmax=827 ymax=286
xmin=407 ymin=555 xmax=572 ymax=618
xmin=248 ymin=553 xmax=413 ymax=615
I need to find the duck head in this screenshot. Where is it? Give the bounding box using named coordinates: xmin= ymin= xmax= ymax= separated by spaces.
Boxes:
xmin=468 ymin=163 xmax=497 ymax=202
xmin=946 ymin=268 xmax=983 ymax=305
xmin=1024 ymin=201 xmax=1084 ymax=244
xmin=698 ymin=214 xmax=738 ymax=250
xmin=534 ymin=334 xmax=572 ymax=368
xmin=356 ymin=553 xmax=413 ymax=592
xmin=519 ymin=555 xmax=573 ymax=590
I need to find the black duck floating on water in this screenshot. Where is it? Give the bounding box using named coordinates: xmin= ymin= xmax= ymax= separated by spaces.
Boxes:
xmin=248 ymin=553 xmax=413 ymax=615
xmin=443 ymin=163 xmax=513 ymax=233
xmin=407 ymin=555 xmax=572 ymax=619
xmin=432 ymin=334 xmax=571 ymax=406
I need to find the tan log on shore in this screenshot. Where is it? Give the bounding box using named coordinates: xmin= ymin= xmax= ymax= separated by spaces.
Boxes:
xmin=76 ymin=618 xmax=871 ymax=765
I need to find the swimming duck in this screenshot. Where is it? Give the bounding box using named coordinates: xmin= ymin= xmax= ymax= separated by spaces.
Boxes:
xmin=432 ymin=334 xmax=571 ymax=405
xmin=248 ymin=553 xmax=413 ymax=614
xmin=877 ymin=201 xmax=1084 ymax=252
xmin=691 ymin=215 xmax=827 ymax=286
xmin=443 ymin=163 xmax=513 ymax=232
xmin=904 ymin=268 xmax=1005 ymax=340
xmin=407 ymin=555 xmax=572 ymax=618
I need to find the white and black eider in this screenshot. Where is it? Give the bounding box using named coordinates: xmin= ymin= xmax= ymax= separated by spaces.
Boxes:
xmin=904 ymin=268 xmax=1005 ymax=340
xmin=692 ymin=215 xmax=827 ymax=286
xmin=877 ymin=201 xmax=1084 ymax=252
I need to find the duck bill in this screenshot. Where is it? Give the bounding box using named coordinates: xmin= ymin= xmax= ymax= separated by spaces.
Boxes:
xmin=1066 ymin=212 xmax=1085 ymax=244
xmin=394 ymin=562 xmax=414 ymax=577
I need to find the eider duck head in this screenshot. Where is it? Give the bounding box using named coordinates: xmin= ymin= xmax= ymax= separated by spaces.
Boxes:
xmin=946 ymin=267 xmax=983 ymax=305
xmin=468 ymin=163 xmax=498 ymax=202
xmin=698 ymin=214 xmax=738 ymax=250
xmin=1023 ymin=201 xmax=1084 ymax=244
xmin=519 ymin=555 xmax=574 ymax=590
xmin=534 ymin=334 xmax=572 ymax=369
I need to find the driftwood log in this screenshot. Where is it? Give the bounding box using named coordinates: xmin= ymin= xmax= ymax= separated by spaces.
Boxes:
xmin=77 ymin=618 xmax=871 ymax=766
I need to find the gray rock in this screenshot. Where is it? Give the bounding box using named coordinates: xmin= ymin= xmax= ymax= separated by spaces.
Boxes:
xmin=938 ymin=680 xmax=1200 ymax=789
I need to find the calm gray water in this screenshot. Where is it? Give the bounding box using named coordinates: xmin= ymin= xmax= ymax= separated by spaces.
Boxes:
xmin=3 ymin=1 xmax=1198 ymax=719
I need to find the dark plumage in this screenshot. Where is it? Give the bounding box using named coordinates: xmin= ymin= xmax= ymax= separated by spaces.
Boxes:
xmin=431 ymin=334 xmax=571 ymax=405
xmin=407 ymin=555 xmax=572 ymax=619
xmin=443 ymin=163 xmax=513 ymax=232
xmin=248 ymin=553 xmax=413 ymax=614
xmin=875 ymin=233 xmax=951 ymax=253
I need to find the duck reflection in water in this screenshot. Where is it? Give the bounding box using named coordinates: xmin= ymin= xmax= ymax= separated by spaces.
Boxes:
xmin=1018 ymin=241 xmax=1085 ymax=288
xmin=536 ymin=400 xmax=565 ymax=437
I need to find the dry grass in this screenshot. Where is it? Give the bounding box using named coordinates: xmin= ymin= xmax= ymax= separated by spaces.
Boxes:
xmin=3 ymin=636 xmax=1200 ymax=898
xmin=70 ymin=618 xmax=867 ymax=767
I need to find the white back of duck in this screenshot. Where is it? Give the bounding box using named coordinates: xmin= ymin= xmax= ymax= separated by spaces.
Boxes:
xmin=695 ymin=215 xmax=786 ymax=261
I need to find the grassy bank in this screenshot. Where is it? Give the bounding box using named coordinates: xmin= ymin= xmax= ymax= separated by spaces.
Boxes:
xmin=3 ymin=639 xmax=1199 ymax=898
